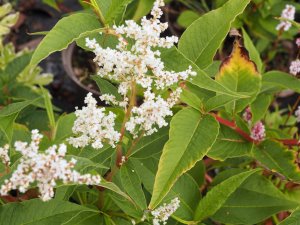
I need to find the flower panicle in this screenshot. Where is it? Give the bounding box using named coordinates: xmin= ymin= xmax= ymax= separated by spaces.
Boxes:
xmin=83 ymin=0 xmax=196 ymax=140
xmin=151 ymin=197 xmax=180 ymax=225
xmin=1 ymin=130 xmax=101 ymax=201
xmin=276 ymin=4 xmax=295 ymax=31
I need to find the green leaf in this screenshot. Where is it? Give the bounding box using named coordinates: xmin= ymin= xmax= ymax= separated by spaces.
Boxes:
xmin=204 ymin=94 xmax=240 ymax=112
xmin=250 ymin=93 xmax=272 ymax=123
xmin=109 ymin=193 xmax=142 ymax=219
xmin=42 ymin=0 xmax=59 ymax=10
xmin=262 ymin=71 xmax=300 ymax=93
xmin=207 ymin=124 xmax=253 ymax=160
xmin=105 ymin=0 xmax=134 ymax=24
xmin=178 ymin=0 xmax=251 ymax=69
xmin=215 ymin=41 xmax=261 ymax=113
xmin=68 ymin=155 xmax=109 ymax=172
xmin=30 ymin=13 xmax=102 ymax=65
xmin=180 ymin=89 xmax=203 ymax=112
xmin=0 ymin=199 xmax=99 ymax=225
xmin=204 ymin=60 xmax=221 ymax=78
xmin=0 ymin=3 xmax=12 ymax=18
xmin=169 ymin=174 xmax=202 ymax=223
xmin=132 ymin=0 xmax=155 ymax=21
xmin=242 ymin=28 xmax=263 ymax=73
xmin=212 ymin=173 xmax=298 ymax=224
xmin=40 ymin=87 xmax=56 ymax=130
xmin=160 ymin=47 xmax=248 ymax=98
xmin=194 ymin=169 xmax=260 ymax=222
xmin=149 ymin=108 xmax=219 ymax=209
xmin=92 ymin=76 xmax=122 ymax=100
xmin=0 ymin=13 xmax=19 ymax=29
xmin=131 ymin=158 xmax=201 ymax=222
xmin=0 ymin=52 xmax=32 ymax=84
xmin=0 ymin=99 xmax=39 ymax=143
xmin=77 ymin=145 xmax=114 ymax=173
xmin=100 ymin=179 xmax=135 ymax=204
xmin=120 ymin=160 xmax=147 ymax=210
xmin=54 ymin=113 xmax=76 ymax=142
xmin=0 ymin=114 xmax=18 ymax=144
xmin=177 ymin=10 xmax=200 ymax=28
xmin=92 ymin=0 xmax=134 ymax=24
xmin=129 ymin=126 xmax=169 ymax=159
xmin=279 ymin=207 xmax=300 ymax=225
xmin=252 ymin=140 xmax=300 ymax=182
xmin=55 ymin=186 xmax=77 ymax=201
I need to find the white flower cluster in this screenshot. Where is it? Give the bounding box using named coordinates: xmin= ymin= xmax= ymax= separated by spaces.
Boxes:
xmin=85 ymin=0 xmax=195 ymax=139
xmin=0 ymin=130 xmax=101 ymax=201
xmin=276 ymin=4 xmax=295 ymax=31
xmin=151 ymin=197 xmax=180 ymax=225
xmin=290 ymin=59 xmax=300 ymax=76
xmin=0 ymin=144 xmax=10 ymax=166
xmin=126 ymin=89 xmax=181 ymax=137
xmin=100 ymin=94 xmax=128 ymax=108
xmin=295 ymin=106 xmax=300 ymax=122
xmin=68 ymin=93 xmax=120 ymax=149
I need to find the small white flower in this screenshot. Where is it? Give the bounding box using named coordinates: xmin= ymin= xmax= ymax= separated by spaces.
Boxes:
xmin=0 ymin=130 xmax=101 ymax=201
xmin=0 ymin=144 xmax=10 ymax=166
xmin=125 ymin=89 xmax=181 ymax=137
xmin=100 ymin=94 xmax=128 ymax=108
xmin=119 ymin=156 xmax=126 ymax=166
xmin=85 ymin=0 xmax=195 ymax=94
xmin=296 ymin=38 xmax=300 ymax=47
xmin=68 ymin=93 xmax=120 ymax=149
xmin=84 ymin=0 xmax=195 ymax=137
xmin=276 ymin=4 xmax=295 ymax=31
xmin=151 ymin=197 xmax=180 ymax=225
xmin=295 ymin=106 xmax=300 ymax=122
xmin=290 ymin=59 xmax=300 ymax=76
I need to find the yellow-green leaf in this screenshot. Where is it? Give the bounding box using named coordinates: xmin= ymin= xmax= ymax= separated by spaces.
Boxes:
xmin=215 ymin=40 xmax=261 ymax=113
xmin=252 ymin=140 xmax=300 ymax=182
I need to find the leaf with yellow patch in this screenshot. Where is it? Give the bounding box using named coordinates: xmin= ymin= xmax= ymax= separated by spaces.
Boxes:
xmin=215 ymin=40 xmax=261 ymax=113
xmin=252 ymin=140 xmax=300 ymax=182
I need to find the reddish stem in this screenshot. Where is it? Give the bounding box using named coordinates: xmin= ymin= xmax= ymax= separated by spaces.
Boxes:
xmin=212 ymin=114 xmax=254 ymax=143
xmin=205 ymin=174 xmax=213 ymax=184
xmin=212 ymin=113 xmax=300 ymax=147
xmin=0 ymin=195 xmax=18 ymax=203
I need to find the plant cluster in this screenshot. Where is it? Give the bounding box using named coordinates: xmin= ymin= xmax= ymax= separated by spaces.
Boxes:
xmin=1 ymin=0 xmax=300 ymax=225
xmin=0 ymin=3 xmax=53 ymax=107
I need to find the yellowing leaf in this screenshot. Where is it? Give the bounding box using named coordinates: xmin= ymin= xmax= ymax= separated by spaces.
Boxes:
xmin=215 ymin=40 xmax=261 ymax=113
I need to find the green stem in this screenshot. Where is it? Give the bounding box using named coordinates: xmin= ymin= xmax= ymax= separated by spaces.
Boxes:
xmin=200 ymin=0 xmax=210 ymax=12
xmin=90 ymin=0 xmax=106 ymax=26
xmin=125 ymin=131 xmax=144 ymax=158
xmin=272 ymin=215 xmax=279 ymax=224
xmin=106 ymin=80 xmax=137 ymax=181
xmin=0 ymin=198 xmax=5 ymax=205
xmin=283 ymin=95 xmax=300 ymax=128
xmin=76 ymin=192 xmax=84 ymax=205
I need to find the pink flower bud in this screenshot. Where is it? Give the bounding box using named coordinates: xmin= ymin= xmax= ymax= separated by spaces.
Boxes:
xmin=250 ymin=121 xmax=266 ymax=142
